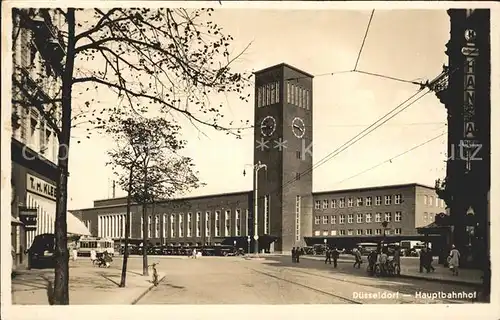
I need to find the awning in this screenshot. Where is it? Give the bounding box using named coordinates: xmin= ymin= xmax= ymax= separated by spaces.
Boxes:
xmin=11 ymin=216 xmax=24 ymax=225
xmin=43 ymin=211 xmax=91 ymax=236
xmin=416 ymin=222 xmax=451 ymax=235
xmin=66 ymin=211 xmax=91 ymax=236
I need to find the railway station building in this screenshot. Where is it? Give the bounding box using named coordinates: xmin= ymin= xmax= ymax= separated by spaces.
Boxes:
xmin=73 ymin=63 xmax=446 ymax=254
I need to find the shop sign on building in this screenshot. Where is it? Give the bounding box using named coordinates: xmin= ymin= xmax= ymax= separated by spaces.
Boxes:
xmin=19 ymin=207 xmax=38 ymax=231
xmin=462 ymin=28 xmax=479 ymax=171
xmin=26 ymin=173 xmax=57 ymax=201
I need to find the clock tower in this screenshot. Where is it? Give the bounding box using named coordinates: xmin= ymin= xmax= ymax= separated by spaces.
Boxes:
xmin=253 ymin=63 xmax=313 ymax=253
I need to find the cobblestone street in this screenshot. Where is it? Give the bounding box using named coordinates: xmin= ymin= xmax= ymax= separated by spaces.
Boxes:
xmin=133 ymin=255 xmax=480 ymax=304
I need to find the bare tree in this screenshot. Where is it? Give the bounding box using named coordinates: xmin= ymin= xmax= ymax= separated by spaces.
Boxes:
xmin=108 ymin=116 xmax=201 ymax=282
xmin=12 ymin=7 xmax=251 ymax=304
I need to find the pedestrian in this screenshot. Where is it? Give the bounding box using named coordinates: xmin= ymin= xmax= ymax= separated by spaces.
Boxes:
xmin=419 ymin=247 xmax=427 ymax=273
xmin=368 ymin=250 xmax=377 ymax=275
xmin=296 ymin=247 xmax=301 ymax=263
xmin=353 ymin=247 xmax=362 ymax=269
xmin=332 ymin=246 xmax=339 ymax=268
xmin=325 ymin=247 xmax=332 ymax=264
xmin=379 ymin=249 xmax=388 ymax=275
xmin=192 ymin=248 xmax=197 ymax=259
xmin=425 ymin=247 xmax=435 ymax=272
xmin=72 ymin=247 xmax=78 ymax=261
xmin=448 ymin=245 xmax=460 ymax=276
xmin=103 ymin=250 xmax=112 ymax=268
xmin=90 ymin=249 xmax=97 ymax=265
xmin=291 ymin=247 xmax=296 ymax=263
xmin=393 ymin=245 xmax=401 ymax=275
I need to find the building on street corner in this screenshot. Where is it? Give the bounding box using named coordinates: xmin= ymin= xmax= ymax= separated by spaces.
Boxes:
xmin=10 ymin=9 xmax=90 ymax=270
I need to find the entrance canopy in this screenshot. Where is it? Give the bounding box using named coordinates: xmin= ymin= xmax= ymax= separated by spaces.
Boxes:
xmin=45 ymin=211 xmax=91 ymax=236
xmin=66 ymin=212 xmax=91 ymax=236
xmin=416 ymin=222 xmax=451 ymax=235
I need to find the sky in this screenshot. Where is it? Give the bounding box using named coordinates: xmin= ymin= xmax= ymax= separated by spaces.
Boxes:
xmin=68 ymin=8 xmax=450 ymax=210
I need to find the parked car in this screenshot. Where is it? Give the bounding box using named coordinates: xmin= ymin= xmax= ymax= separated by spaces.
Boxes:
xmin=27 ymin=233 xmax=57 ymax=269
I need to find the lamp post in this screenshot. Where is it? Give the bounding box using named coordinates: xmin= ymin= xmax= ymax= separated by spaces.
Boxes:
xmin=243 ymin=161 xmax=267 ymax=255
xmin=247 ymin=236 xmax=251 ymax=255
xmin=381 ymin=221 xmax=389 ymax=252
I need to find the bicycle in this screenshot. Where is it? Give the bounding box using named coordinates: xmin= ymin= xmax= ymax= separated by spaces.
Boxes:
xmin=149 ymin=262 xmax=159 ymax=286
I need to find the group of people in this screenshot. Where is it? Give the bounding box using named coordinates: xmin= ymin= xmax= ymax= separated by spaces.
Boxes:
xmin=365 ymin=246 xmax=401 ymax=276
xmin=90 ymin=250 xmax=113 ymax=268
xmin=291 ymin=247 xmax=303 ymax=263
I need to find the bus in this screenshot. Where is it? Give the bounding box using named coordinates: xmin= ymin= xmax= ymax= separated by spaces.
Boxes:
xmin=78 ymin=237 xmax=115 ymax=257
xmin=356 ymin=242 xmax=378 ymax=255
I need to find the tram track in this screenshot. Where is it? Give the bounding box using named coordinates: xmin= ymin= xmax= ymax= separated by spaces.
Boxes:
xmin=246 ymin=266 xmax=363 ymax=304
xmin=272 ymin=266 xmax=470 ymax=304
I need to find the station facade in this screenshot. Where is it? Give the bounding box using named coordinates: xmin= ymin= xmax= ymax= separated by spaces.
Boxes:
xmin=73 ymin=63 xmax=444 ymax=253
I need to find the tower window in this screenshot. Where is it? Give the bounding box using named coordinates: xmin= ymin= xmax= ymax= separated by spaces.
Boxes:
xmin=275 ymin=81 xmax=280 ymax=104
xmin=257 ymin=86 xmax=263 ymax=108
xmin=298 ymin=87 xmax=303 ymax=108
xmin=305 ymin=90 xmax=310 ymax=110
xmin=295 ymin=172 xmax=301 ymax=181
xmin=296 ymin=151 xmax=301 ymax=159
xmin=294 ymin=86 xmax=300 ymax=106
xmin=286 ymin=82 xmax=291 ymax=104
xmin=270 ymin=83 xmax=276 ymax=105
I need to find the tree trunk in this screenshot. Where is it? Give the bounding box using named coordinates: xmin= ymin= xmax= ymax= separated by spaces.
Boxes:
xmin=53 ymin=8 xmax=76 ymax=305
xmin=142 ymin=166 xmax=149 ymax=276
xmin=119 ymin=166 xmax=134 ymax=287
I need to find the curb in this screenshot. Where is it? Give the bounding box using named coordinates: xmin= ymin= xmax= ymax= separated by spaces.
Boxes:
xmin=130 ymin=274 xmax=167 ymax=305
xmin=302 ymin=256 xmax=481 ymax=287
xmin=398 ymin=273 xmax=482 ymax=287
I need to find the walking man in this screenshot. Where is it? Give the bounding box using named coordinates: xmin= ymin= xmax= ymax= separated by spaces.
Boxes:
xmin=291 ymin=247 xmax=296 ymax=263
xmin=296 ymin=247 xmax=301 ymax=263
xmin=332 ymin=246 xmax=340 ymax=268
xmin=419 ymin=247 xmax=427 ymax=273
xmin=353 ymin=247 xmax=362 ymax=269
xmin=393 ymin=245 xmax=401 ymax=275
xmin=325 ymin=247 xmax=332 ymax=264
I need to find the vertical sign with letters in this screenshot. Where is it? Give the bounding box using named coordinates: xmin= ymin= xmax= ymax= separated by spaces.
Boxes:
xmin=462 ymin=28 xmax=478 ymax=171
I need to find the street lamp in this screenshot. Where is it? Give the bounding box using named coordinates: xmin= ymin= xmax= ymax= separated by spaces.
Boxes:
xmin=247 ymin=236 xmax=251 ymax=255
xmin=381 ymin=221 xmax=389 ymax=252
xmin=243 ymin=161 xmax=267 ymax=255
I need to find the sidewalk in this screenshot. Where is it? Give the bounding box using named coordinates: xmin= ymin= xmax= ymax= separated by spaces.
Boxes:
xmin=301 ymin=255 xmax=483 ymax=286
xmin=11 ymin=260 xmax=165 ymax=305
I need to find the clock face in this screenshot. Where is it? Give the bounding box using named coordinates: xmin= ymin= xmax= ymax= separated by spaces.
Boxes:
xmin=260 ymin=116 xmax=276 ymax=137
xmin=292 ymin=117 xmax=305 ymax=138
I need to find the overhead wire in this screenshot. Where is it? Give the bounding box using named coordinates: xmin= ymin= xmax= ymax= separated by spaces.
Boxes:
xmin=204 ymin=14 xmax=462 ymax=210
xmin=276 ymin=63 xmax=453 ymax=195
xmin=334 ymin=130 xmax=447 ymax=185
xmin=200 ymin=64 xmax=453 ymax=210
xmin=264 ymin=65 xmax=455 ymax=204
xmin=354 ymin=9 xmax=375 ymax=71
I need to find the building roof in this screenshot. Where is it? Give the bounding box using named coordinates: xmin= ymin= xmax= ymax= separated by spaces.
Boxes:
xmin=74 ymin=190 xmax=253 ymax=212
xmin=253 ymin=63 xmax=315 ymax=78
xmin=73 ymin=183 xmax=435 ymax=212
xmin=312 ymin=183 xmax=436 ymax=196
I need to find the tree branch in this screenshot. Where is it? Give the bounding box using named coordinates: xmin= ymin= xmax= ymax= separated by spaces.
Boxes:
xmin=72 ymin=76 xmax=233 ymax=132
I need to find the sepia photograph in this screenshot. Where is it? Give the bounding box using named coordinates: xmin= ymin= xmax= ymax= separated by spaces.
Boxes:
xmin=1 ymin=1 xmax=498 ymax=318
